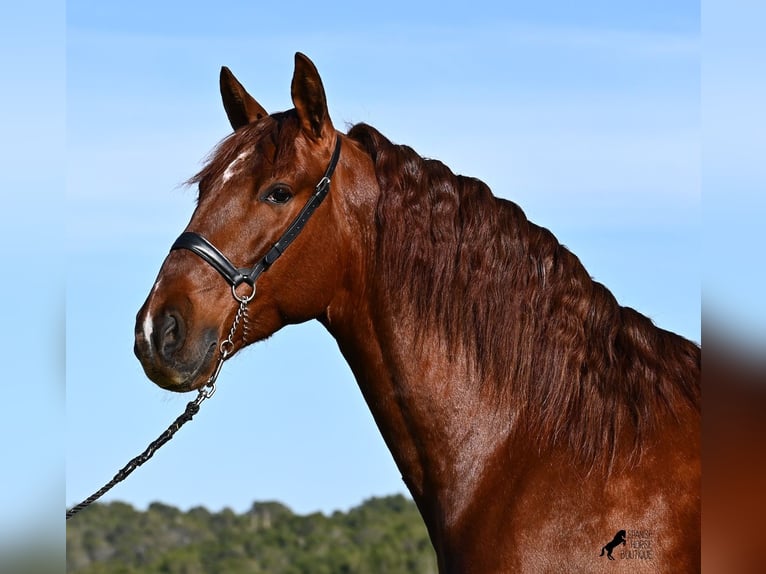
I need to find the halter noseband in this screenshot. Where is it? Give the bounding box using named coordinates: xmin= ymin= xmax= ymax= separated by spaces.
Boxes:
xmin=170 ymin=137 xmax=342 ymax=301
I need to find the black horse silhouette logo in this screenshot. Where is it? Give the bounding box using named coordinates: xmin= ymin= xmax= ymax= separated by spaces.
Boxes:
xmin=599 ymin=530 xmax=627 ymax=560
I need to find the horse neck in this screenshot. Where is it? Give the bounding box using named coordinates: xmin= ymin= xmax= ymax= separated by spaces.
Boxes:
xmin=321 ymin=159 xmax=514 ymax=543
xmin=320 ymin=136 xmax=699 ymax=566
xmin=323 ymin=277 xmax=511 ymax=552
xmin=322 ymin=169 xmax=699 ymax=543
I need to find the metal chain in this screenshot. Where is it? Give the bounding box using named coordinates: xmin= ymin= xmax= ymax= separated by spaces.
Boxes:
xmin=66 ymin=298 xmax=250 ymax=520
xmin=241 ymin=303 xmax=251 ymax=345
xmin=220 ymin=296 xmax=249 ymax=357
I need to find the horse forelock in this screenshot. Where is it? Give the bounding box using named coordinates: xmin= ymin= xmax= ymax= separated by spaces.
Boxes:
xmin=346 ymin=122 xmax=700 ymax=473
xmin=187 ymin=111 xmax=303 ymax=199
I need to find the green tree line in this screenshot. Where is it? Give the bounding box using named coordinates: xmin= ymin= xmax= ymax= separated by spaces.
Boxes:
xmin=66 ymin=495 xmax=437 ymax=573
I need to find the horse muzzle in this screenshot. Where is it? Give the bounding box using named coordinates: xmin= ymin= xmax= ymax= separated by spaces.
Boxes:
xmin=134 ymin=303 xmax=219 ymax=392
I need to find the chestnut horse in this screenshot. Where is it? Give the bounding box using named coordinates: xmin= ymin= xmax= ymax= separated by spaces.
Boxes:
xmin=134 ymin=53 xmax=700 ymax=572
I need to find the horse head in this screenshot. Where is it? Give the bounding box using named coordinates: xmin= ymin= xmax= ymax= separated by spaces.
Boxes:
xmin=134 ymin=54 xmax=356 ymax=392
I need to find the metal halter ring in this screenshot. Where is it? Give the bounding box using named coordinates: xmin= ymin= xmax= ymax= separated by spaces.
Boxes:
xmin=232 ymin=281 xmax=256 ymax=303
xmin=219 ymin=339 xmax=235 ymax=358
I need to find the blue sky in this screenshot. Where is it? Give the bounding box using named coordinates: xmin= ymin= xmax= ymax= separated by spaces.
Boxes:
xmin=3 ymin=0 xmax=730 ymax=551
xmin=0 ymin=0 xmax=65 ymax=555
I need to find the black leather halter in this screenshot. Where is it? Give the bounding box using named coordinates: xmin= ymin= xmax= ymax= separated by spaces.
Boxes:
xmin=171 ymin=137 xmax=342 ymax=300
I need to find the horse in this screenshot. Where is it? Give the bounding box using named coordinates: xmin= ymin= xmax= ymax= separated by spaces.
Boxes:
xmin=600 ymin=530 xmax=627 ymax=560
xmin=134 ymin=53 xmax=700 ymax=573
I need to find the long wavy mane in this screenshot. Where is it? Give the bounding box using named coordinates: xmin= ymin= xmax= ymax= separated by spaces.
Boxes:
xmin=347 ymin=122 xmax=700 ymax=471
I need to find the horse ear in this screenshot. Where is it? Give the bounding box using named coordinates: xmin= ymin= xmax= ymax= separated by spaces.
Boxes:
xmin=291 ymin=52 xmax=333 ymax=140
xmin=220 ymin=66 xmax=268 ymax=130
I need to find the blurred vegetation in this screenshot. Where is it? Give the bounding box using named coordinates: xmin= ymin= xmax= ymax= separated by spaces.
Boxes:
xmin=66 ymin=495 xmax=437 ymax=573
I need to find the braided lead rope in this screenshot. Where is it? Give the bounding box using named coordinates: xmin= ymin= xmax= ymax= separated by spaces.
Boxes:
xmin=66 ymin=384 xmax=214 ymax=520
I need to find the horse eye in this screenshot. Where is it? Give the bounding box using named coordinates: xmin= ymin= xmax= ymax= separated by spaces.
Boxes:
xmin=264 ymin=186 xmax=292 ymax=205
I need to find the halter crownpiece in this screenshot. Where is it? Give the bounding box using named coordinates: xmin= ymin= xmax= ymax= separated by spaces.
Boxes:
xmin=171 ymin=137 xmax=342 ymax=297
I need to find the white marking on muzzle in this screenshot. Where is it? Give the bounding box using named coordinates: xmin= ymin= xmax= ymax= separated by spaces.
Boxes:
xmin=142 ymin=278 xmax=163 ymax=343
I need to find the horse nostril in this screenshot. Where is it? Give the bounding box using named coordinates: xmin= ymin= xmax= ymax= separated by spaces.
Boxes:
xmin=155 ymin=309 xmax=186 ymax=359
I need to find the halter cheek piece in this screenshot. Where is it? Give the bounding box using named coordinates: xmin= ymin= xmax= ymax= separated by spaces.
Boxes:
xmin=170 ymin=137 xmax=342 ymax=301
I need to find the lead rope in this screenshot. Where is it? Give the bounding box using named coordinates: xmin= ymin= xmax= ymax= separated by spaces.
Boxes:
xmin=66 ymin=295 xmax=251 ymax=520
